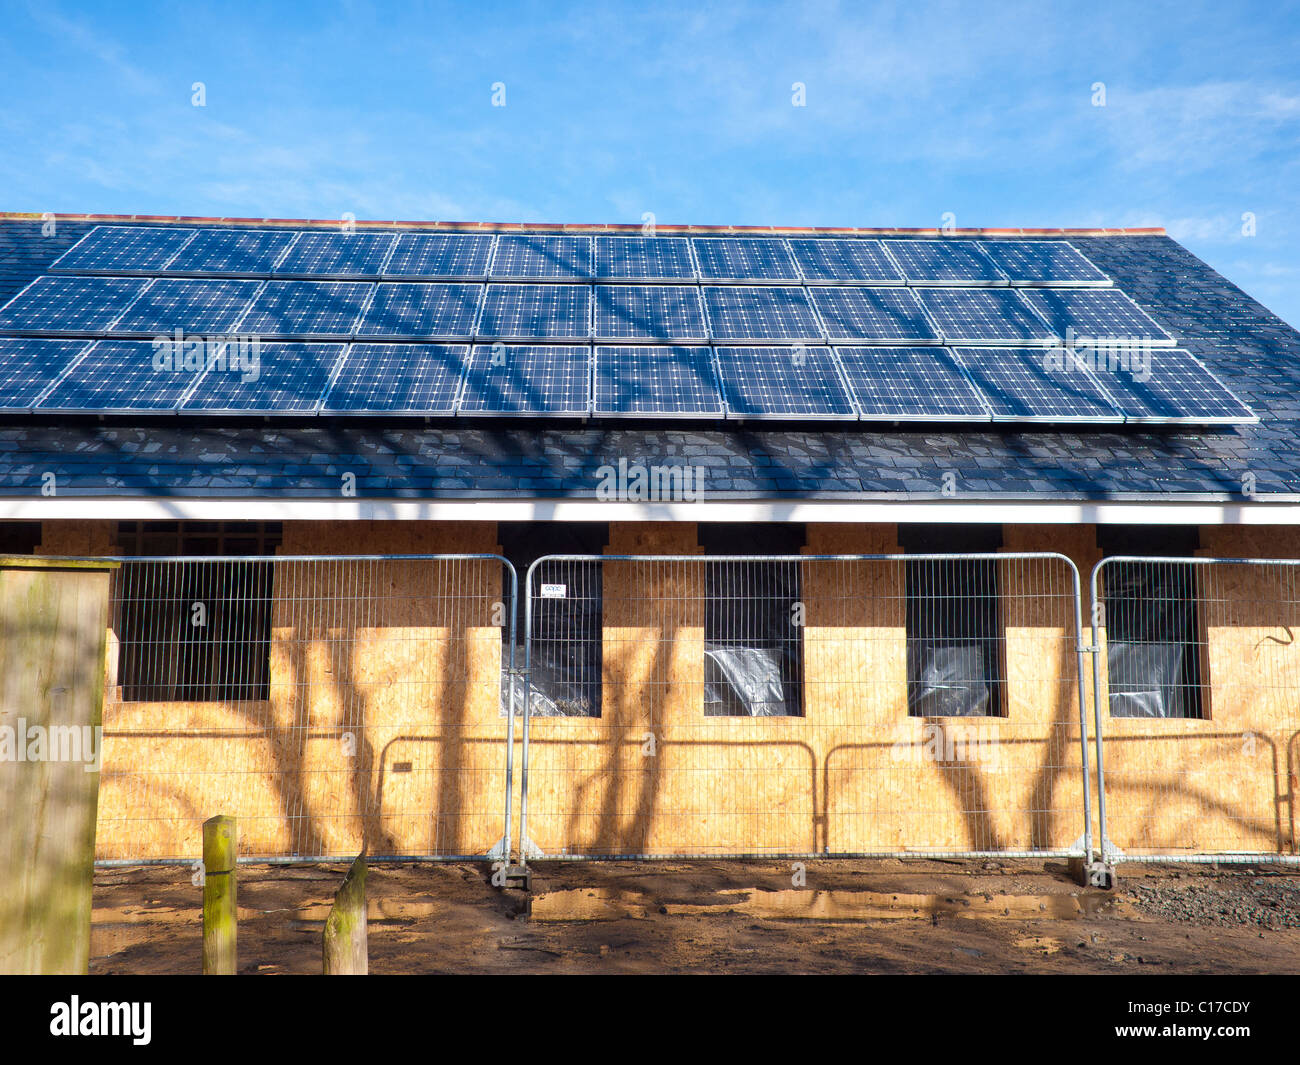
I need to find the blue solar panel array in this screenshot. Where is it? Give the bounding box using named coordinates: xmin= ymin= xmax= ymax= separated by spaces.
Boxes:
xmin=324 ymin=343 xmax=466 ymax=414
xmin=0 ymin=223 xmax=1256 ymax=424
xmin=460 ymin=344 xmax=591 ymax=415
xmin=355 ymin=283 xmax=481 ymax=339
xmin=50 ymin=226 xmax=198 ymax=272
xmin=594 ymin=286 xmax=706 ymax=341
xmin=811 ymin=287 xmax=938 ymax=342
xmin=594 ymin=346 xmax=721 ymax=417
xmin=715 ymin=346 xmax=854 ymax=419
xmin=0 ymin=338 xmax=92 ymax=411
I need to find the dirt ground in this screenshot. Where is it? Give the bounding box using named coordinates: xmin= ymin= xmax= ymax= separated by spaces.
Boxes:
xmin=89 ymin=858 xmax=1300 ymax=975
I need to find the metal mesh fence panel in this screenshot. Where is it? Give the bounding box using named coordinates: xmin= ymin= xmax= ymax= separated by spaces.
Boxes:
xmin=520 ymin=553 xmax=1092 ymax=860
xmin=95 ymin=554 xmax=516 ymax=863
xmin=1091 ymin=557 xmax=1300 ymax=864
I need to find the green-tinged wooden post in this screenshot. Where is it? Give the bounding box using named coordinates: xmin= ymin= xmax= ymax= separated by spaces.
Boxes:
xmin=323 ymin=853 xmax=367 ymax=975
xmin=202 ymin=815 xmax=237 ymax=975
xmin=0 ymin=556 xmax=118 ymax=976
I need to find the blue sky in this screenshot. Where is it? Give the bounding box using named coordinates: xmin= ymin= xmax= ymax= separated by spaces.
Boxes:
xmin=1 ymin=1 xmax=1297 ymax=325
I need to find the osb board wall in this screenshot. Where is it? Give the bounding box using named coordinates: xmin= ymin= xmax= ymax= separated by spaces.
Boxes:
xmin=82 ymin=521 xmax=509 ymax=860
xmin=1095 ymin=525 xmax=1300 ymax=856
xmin=524 ymin=522 xmax=1093 ymax=857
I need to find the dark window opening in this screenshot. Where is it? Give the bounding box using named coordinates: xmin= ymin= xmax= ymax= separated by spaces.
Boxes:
xmin=699 ymin=523 xmax=806 ymax=717
xmin=1097 ymin=526 xmax=1204 ymax=719
xmin=0 ymin=522 xmax=40 ymax=555
xmin=900 ymin=524 xmax=1005 ymax=718
xmin=113 ymin=522 xmax=282 ymax=702
xmin=499 ymin=522 xmax=608 ymax=717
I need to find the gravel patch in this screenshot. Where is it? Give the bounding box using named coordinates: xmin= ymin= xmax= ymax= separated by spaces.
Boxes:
xmin=1127 ymin=875 xmax=1300 ymax=929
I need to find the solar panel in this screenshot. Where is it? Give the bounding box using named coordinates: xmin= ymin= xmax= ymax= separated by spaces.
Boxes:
xmin=692 ymin=238 xmax=799 ymax=281
xmin=383 ymin=233 xmax=494 ymax=278
xmin=593 ymin=286 xmax=706 ymax=340
xmin=0 ymin=338 xmax=92 ymax=410
xmin=703 ymin=286 xmax=822 ymax=341
xmin=714 ymin=345 xmax=854 ymax=419
xmin=163 ymin=228 xmax=298 ymax=273
xmin=810 ymin=287 xmax=939 ymax=342
xmin=354 ymin=283 xmax=481 ymax=338
xmin=50 ymin=226 xmax=197 ymax=272
xmin=0 ymin=275 xmax=149 ymax=333
xmin=239 ymin=281 xmax=371 ymax=337
xmin=594 ymin=346 xmax=722 ymax=417
xmin=182 ymin=342 xmax=345 ymax=412
xmin=1071 ymin=346 xmax=1256 ymax=424
xmin=975 ymin=240 xmax=1109 ymax=285
xmin=323 ymin=343 xmax=467 ymax=414
xmin=478 ymin=284 xmax=591 ymax=339
xmin=38 ymin=339 xmax=200 ymax=412
xmin=491 ymin=235 xmax=592 ymax=278
xmin=882 ymin=240 xmax=1007 ymax=283
xmin=593 ymin=237 xmax=696 ymax=280
xmin=109 ymin=278 xmax=261 ymax=335
xmin=787 ymin=238 xmax=903 ymax=283
xmin=1017 ymin=288 xmax=1174 ymax=345
xmin=953 ymin=346 xmax=1123 ymax=422
xmin=272 ymin=231 xmax=395 ymax=276
xmin=459 ymin=344 xmax=590 ymax=415
xmin=834 ymin=346 xmax=989 ymax=421
xmin=918 ymin=288 xmax=1056 ymax=343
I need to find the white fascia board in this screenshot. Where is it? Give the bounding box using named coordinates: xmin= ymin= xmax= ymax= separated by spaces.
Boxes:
xmin=4 ymin=496 xmax=1300 ymax=525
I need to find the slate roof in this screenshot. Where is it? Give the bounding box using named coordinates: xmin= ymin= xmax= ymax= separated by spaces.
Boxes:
xmin=1 ymin=214 xmax=1297 ymax=502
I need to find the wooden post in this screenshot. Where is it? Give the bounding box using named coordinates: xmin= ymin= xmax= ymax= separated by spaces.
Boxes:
xmin=0 ymin=556 xmax=117 ymax=975
xmin=202 ymin=815 xmax=237 ymax=975
xmin=323 ymin=853 xmax=367 ymax=975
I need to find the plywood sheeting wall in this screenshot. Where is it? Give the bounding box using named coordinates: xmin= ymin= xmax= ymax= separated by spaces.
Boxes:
xmin=93 ymin=522 xmax=509 ymax=860
xmin=1094 ymin=526 xmax=1300 ymax=856
xmin=523 ymin=523 xmax=1093 ymax=857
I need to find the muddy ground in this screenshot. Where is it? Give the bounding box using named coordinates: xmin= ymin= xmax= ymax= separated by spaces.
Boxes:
xmin=89 ymin=859 xmax=1300 ymax=975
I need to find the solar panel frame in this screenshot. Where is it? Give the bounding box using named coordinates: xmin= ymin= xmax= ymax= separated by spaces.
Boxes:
xmin=459 ymin=343 xmax=592 ymax=417
xmin=0 ymin=338 xmax=95 ymax=412
xmin=321 ymin=343 xmax=468 ymax=415
xmin=974 ymin=240 xmax=1111 ymax=286
xmin=593 ymin=285 xmax=708 ymax=341
xmin=833 ymin=346 xmax=992 ymax=422
xmin=692 ymin=237 xmax=801 ymax=281
xmin=490 ymin=235 xmax=593 ymax=279
xmin=180 ymin=341 xmax=346 ymax=414
xmin=353 ymin=282 xmax=482 ymax=340
xmin=238 ymin=280 xmax=373 ymax=338
xmin=477 ymin=284 xmax=592 ymax=340
xmin=1072 ymin=346 xmax=1257 ymax=425
xmin=952 ymin=346 xmax=1125 ymax=423
xmin=48 ymin=225 xmax=200 ymax=273
xmin=917 ymin=288 xmax=1058 ymax=344
xmin=593 ymin=345 xmax=723 ymax=418
xmin=0 ymin=275 xmax=152 ymax=335
xmin=1017 ymin=288 xmax=1176 ymax=346
xmin=881 ymin=239 xmax=1010 ymax=285
xmin=714 ymin=345 xmax=856 ymax=420
xmin=592 ymin=236 xmax=697 ymax=281
xmin=787 ymin=238 xmax=904 ymax=284
xmin=161 ymin=227 xmax=300 ymax=274
xmin=810 ymin=287 xmax=941 ymax=343
xmin=382 ymin=233 xmax=495 ymax=279
xmin=36 ymin=338 xmax=207 ymax=414
xmin=271 ymin=231 xmax=397 ymax=277
xmin=107 ymin=278 xmax=262 ymax=335
xmin=703 ymin=286 xmax=824 ymax=342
